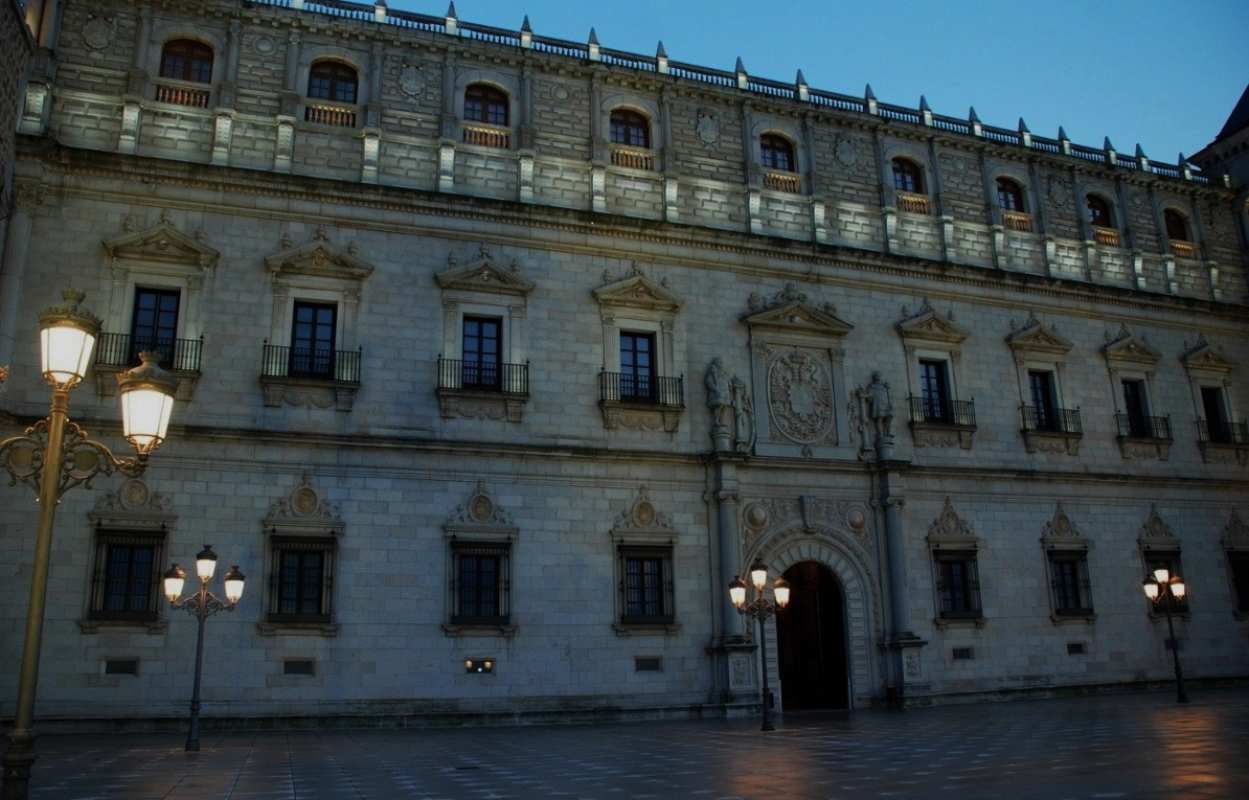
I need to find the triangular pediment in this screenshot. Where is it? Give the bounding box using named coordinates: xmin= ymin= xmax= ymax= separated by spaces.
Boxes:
xmin=593 ymin=273 xmax=682 ymax=313
xmin=1180 ymin=335 xmax=1235 ymax=376
xmin=103 ymin=222 xmax=219 ymax=269
xmin=1103 ymin=325 xmax=1160 ymax=367
xmin=742 ymin=301 xmax=853 ymax=338
xmin=436 ymin=253 xmax=534 ymax=297
xmin=265 ymin=237 xmax=374 ymax=282
xmin=1006 ymin=316 xmax=1073 ymax=357
xmin=896 ymin=303 xmax=968 ymax=345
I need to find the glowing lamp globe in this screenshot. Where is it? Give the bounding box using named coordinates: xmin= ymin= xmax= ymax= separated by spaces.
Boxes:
xmin=1170 ymin=579 xmax=1186 ymax=600
xmin=729 ymin=576 xmax=747 ymax=609
xmin=773 ymin=577 xmax=791 ymax=609
xmin=223 ymin=565 xmax=246 ymax=604
xmin=163 ymin=563 xmax=187 ymax=603
xmin=750 ymin=561 xmax=768 ymax=592
xmin=195 ymin=545 xmax=218 ymax=581
xmin=1143 ymin=579 xmax=1160 ymax=601
xmin=1152 ymin=568 xmax=1170 ymax=584
xmin=117 ymin=352 xmax=177 ymax=455
xmin=38 ymin=290 xmax=101 ymax=389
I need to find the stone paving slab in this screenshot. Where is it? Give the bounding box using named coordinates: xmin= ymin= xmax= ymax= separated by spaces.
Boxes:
xmin=6 ymin=689 xmax=1249 ymax=799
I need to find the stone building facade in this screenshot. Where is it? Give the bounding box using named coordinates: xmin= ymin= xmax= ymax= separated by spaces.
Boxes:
xmin=1 ymin=0 xmax=1248 ymax=725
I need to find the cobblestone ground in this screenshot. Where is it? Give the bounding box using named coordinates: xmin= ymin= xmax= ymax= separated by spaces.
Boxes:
xmin=7 ymin=689 xmax=1249 ymax=799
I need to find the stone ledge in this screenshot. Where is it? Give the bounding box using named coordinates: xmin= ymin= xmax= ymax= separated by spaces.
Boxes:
xmin=910 ymin=421 xmax=976 ymax=450
xmin=1050 ymin=612 xmax=1096 ymax=625
xmin=260 ymin=375 xmax=358 ymax=412
xmin=1117 ymin=436 xmax=1172 ymax=461
xmin=441 ymin=623 xmax=518 ymax=638
xmin=77 ymin=617 xmax=168 ymax=635
xmin=612 ymin=622 xmax=681 ymax=637
xmin=1023 ymin=429 xmax=1082 ymax=456
xmin=255 ymin=621 xmax=340 ymax=638
xmin=599 ymin=400 xmax=683 ymax=433
xmin=436 ymin=387 xmax=527 ymax=423
xmin=933 ymin=615 xmax=987 ymax=630
xmin=1198 ymin=440 xmax=1249 ymax=465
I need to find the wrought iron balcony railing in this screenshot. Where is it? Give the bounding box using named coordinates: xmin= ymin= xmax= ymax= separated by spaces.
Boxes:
xmin=1115 ymin=413 xmax=1171 ymax=441
xmin=909 ymin=396 xmax=976 ymax=427
xmin=261 ymin=343 xmax=361 ymax=384
xmin=1021 ymin=405 xmax=1082 ymax=435
xmin=1197 ymin=419 xmax=1249 ymax=445
xmin=437 ymin=357 xmax=529 ymax=396
xmin=95 ymin=332 xmax=203 ymax=373
xmin=600 ymin=371 xmax=684 ymax=408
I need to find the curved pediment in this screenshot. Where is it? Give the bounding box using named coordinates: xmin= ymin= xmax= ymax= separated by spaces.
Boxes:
xmin=265 ymin=230 xmax=374 ymax=282
xmin=593 ymin=269 xmax=682 ymax=313
xmin=1006 ymin=314 xmax=1073 ymax=357
xmin=896 ymin=300 xmax=968 ymax=345
xmin=103 ymin=221 xmax=219 ymax=270
xmin=1103 ymin=324 xmax=1160 ymax=367
xmin=436 ymin=247 xmax=534 ymax=297
xmin=1180 ymin=334 xmax=1235 ymax=376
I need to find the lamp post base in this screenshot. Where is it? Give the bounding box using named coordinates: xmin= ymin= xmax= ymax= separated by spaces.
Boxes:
xmin=2 ymin=730 xmax=36 ymax=800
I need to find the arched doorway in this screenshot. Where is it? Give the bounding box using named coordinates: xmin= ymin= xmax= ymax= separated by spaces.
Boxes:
xmin=775 ymin=560 xmax=848 ymax=710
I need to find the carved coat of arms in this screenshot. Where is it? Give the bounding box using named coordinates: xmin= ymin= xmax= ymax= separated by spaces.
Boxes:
xmin=767 ymin=350 xmax=834 ymax=445
xmin=398 ymin=62 xmax=424 ymax=98
xmin=696 ymin=110 xmax=720 ymax=146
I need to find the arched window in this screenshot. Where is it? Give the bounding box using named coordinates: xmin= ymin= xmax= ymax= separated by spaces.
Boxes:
xmin=464 ymin=84 xmax=509 ymax=126
xmin=892 ymin=159 xmax=924 ymax=194
xmin=760 ymin=134 xmax=796 ymax=172
xmin=1086 ymin=195 xmax=1114 ymax=228
xmin=159 ymin=40 xmax=214 ymax=84
xmin=1164 ymin=209 xmax=1190 ymax=241
xmin=307 ymin=61 xmax=358 ymax=104
xmin=996 ymin=178 xmax=1026 ymax=212
xmin=610 ymin=109 xmax=650 ymax=148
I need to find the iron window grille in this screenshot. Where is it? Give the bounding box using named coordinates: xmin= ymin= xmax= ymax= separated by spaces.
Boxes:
xmin=1198 ymin=419 xmax=1248 ymax=445
xmin=1115 ymin=413 xmax=1171 ymax=441
xmin=934 ymin=552 xmax=982 ymax=619
xmin=1048 ymin=553 xmax=1094 ymax=616
xmin=261 ymin=343 xmax=361 ymax=384
xmin=95 ymin=332 xmax=203 ymax=373
xmin=1021 ymin=405 xmax=1082 ymax=435
xmin=450 ymin=542 xmax=511 ymax=626
xmin=618 ymin=546 xmax=674 ymax=625
xmin=266 ymin=537 xmax=335 ymax=624
xmin=599 ymin=371 xmax=684 ymax=408
xmin=909 ymin=396 xmax=976 ymax=427
xmin=88 ymin=531 xmax=165 ymax=622
xmin=437 ymin=357 xmax=529 ymax=395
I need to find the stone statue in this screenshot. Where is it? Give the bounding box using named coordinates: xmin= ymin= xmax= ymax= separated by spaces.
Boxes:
xmin=730 ymin=375 xmax=755 ymax=453
xmin=865 ymin=371 xmax=894 ymax=439
xmin=705 ymin=358 xmax=733 ymax=450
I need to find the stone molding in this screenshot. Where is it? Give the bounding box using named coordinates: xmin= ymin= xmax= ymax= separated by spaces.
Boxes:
xmin=263 ymin=473 xmax=345 ymax=537
xmin=1102 ymin=323 xmax=1161 ymax=368
xmin=1180 ymin=333 xmax=1236 ymax=378
xmin=102 ymin=218 xmax=220 ymax=271
xmin=741 ymin=282 xmax=854 ymax=339
xmin=1040 ymin=503 xmax=1087 ymax=551
xmin=610 ymin=485 xmax=675 ymax=544
xmin=435 ymin=246 xmax=535 ymax=297
xmin=1005 ymin=312 xmax=1073 ymax=361
xmin=1136 ymin=504 xmax=1178 ymax=552
xmin=896 ymin=298 xmax=970 ymax=347
xmin=265 ymin=227 xmax=375 ymax=284
xmin=926 ymin=497 xmax=978 ymax=549
xmin=444 ymin=481 xmax=518 ymax=539
xmin=592 ymin=265 xmax=682 ymax=315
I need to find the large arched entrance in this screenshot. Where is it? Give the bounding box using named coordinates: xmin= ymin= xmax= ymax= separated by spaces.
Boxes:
xmin=775 ymin=560 xmax=849 ymax=710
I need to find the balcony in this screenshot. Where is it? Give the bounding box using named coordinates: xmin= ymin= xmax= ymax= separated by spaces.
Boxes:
xmin=908 ymin=396 xmax=976 ymax=449
xmin=896 ymin=191 xmax=931 ymax=215
xmin=436 ymin=357 xmax=529 ymax=423
xmin=1114 ymin=413 xmax=1172 ymax=460
xmin=304 ymin=103 xmax=357 ymax=128
xmin=1197 ymin=419 xmax=1249 ymax=466
xmin=598 ymin=371 xmax=684 ymax=433
xmin=92 ymin=332 xmax=202 ymax=401
xmin=259 ymin=343 xmax=361 ymax=412
xmin=462 ymin=124 xmax=510 ymax=149
xmin=1092 ymin=226 xmax=1121 ymax=247
xmin=1020 ymin=404 xmax=1083 ymax=455
xmin=610 ymin=147 xmax=655 ymax=171
xmin=763 ymin=171 xmax=801 ymax=194
xmin=1003 ymin=211 xmax=1033 ymax=233
xmin=1169 ymin=239 xmax=1197 ymax=259
xmin=154 ymin=82 xmax=211 ymax=109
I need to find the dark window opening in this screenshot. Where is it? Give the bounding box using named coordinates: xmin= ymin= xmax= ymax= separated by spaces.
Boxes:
xmin=936 ymin=554 xmax=981 ymax=618
xmin=130 ymin=287 xmax=180 ymax=368
xmin=1122 ymin=379 xmax=1150 ymax=438
xmin=104 ymin=659 xmax=140 ymax=676
xmin=1164 ymin=209 xmax=1190 ymax=241
xmin=1067 ymin=642 xmax=1086 ymax=655
xmin=996 ymin=178 xmax=1025 ymax=212
xmin=892 ymin=159 xmax=924 ymax=194
xmin=918 ymin=359 xmax=951 ymax=423
xmin=462 ymin=316 xmax=502 ymax=390
xmin=290 ymin=301 xmax=337 ymax=379
xmin=1050 ymin=554 xmax=1092 ymax=615
xmin=464 ymin=83 xmax=508 ymax=126
xmin=283 ymin=659 xmax=316 ymax=676
xmin=1201 ymin=386 xmax=1231 ymax=443
xmin=620 ymin=548 xmax=671 ymax=624
xmin=1087 ymin=195 xmax=1114 ymax=228
xmin=160 ymin=40 xmax=213 ymax=83
xmin=101 ymin=543 xmax=156 ymax=616
xmin=452 ymin=544 xmax=510 ymax=625
xmin=307 ymin=61 xmax=358 ymax=104
xmin=1229 ymin=553 xmax=1249 ymax=613
xmin=760 ymin=134 xmax=796 ymax=172
xmin=952 ymin=647 xmax=974 ymax=661
xmin=278 ymin=550 xmax=324 ymax=618
xmin=1029 ymin=370 xmax=1059 ymax=432
xmin=619 ymin=332 xmax=657 ymax=403
xmin=610 ymin=109 xmax=650 ymax=148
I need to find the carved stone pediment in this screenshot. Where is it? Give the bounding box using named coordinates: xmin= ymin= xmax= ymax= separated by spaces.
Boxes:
xmin=88 ymin=479 xmax=176 ymax=531
xmin=926 ymin=497 xmax=977 ymax=548
xmin=1040 ymin=503 xmax=1087 ymax=549
xmin=263 ymin=474 xmax=344 ymax=536
xmin=593 ymin=269 xmax=681 ymax=313
xmin=742 ymin=301 xmax=853 ymax=338
xmin=1006 ymin=313 xmax=1073 ymax=358
xmin=1180 ymin=334 xmax=1235 ymax=377
xmin=1137 ymin=504 xmax=1177 ymax=551
xmin=436 ymin=248 xmax=534 ymax=297
xmin=1222 ymin=509 xmax=1249 ymax=551
xmin=610 ymin=485 xmax=674 ymax=543
xmin=1102 ymin=324 xmax=1160 ymax=367
xmin=444 ymin=481 xmax=517 ymax=539
xmin=896 ymin=299 xmax=968 ymax=345
xmin=103 ymin=220 xmax=219 ymax=270
xmin=265 ymin=230 xmax=374 ymax=283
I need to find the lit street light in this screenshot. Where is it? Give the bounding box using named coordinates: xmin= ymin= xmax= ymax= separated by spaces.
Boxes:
xmin=0 ymin=291 xmax=177 ymax=800
xmin=1142 ymin=567 xmax=1189 ymax=704
xmin=163 ymin=545 xmax=245 ymax=752
xmin=729 ymin=561 xmax=791 ymax=731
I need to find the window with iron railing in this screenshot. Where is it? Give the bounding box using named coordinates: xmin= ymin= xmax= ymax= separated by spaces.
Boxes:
xmin=600 ymin=371 xmax=684 ymax=408
xmin=1021 ymin=405 xmax=1082 ymax=435
xmin=1198 ymin=419 xmax=1248 ymax=445
xmin=95 ymin=332 xmax=203 ymax=373
xmin=437 ymin=358 xmax=529 ymax=396
xmin=1115 ymin=412 xmax=1171 ymax=441
xmin=261 ymin=344 xmax=361 ymax=384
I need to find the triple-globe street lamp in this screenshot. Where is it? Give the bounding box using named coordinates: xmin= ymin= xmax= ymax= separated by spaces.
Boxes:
xmin=1142 ymin=567 xmax=1189 ymax=704
xmin=0 ymin=290 xmax=178 ymax=800
xmin=729 ymin=561 xmax=791 ymax=731
xmin=162 ymin=545 xmax=245 ymax=752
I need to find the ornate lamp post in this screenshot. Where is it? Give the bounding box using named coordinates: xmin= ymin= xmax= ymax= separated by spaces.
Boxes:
xmin=1142 ymin=568 xmax=1189 ymax=704
xmin=1 ymin=291 xmax=177 ymax=800
xmin=163 ymin=546 xmax=245 ymax=752
xmin=729 ymin=561 xmax=791 ymax=731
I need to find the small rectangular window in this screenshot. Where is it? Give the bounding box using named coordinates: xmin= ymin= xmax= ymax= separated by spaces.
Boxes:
xmin=1121 ymin=379 xmax=1150 ymax=437
xmin=918 ymin=360 xmax=951 ymax=423
xmin=1227 ymin=553 xmax=1249 ymax=613
xmin=104 ymin=659 xmax=139 ymax=676
xmin=283 ymin=659 xmax=316 ymax=676
xmin=130 ymin=287 xmax=181 ymax=368
xmin=1201 ymin=387 xmax=1231 ymax=443
xmin=952 ymin=647 xmax=974 ymax=661
xmin=618 ymin=546 xmax=674 ymax=626
xmin=90 ymin=533 xmax=164 ymax=622
xmin=462 ymin=316 xmax=502 ymax=390
xmin=619 ymin=332 xmax=657 ymax=402
xmin=1049 ymin=553 xmax=1093 ymax=616
xmin=267 ymin=538 xmax=335 ymax=624
xmin=634 ymin=656 xmax=663 ymax=672
xmin=935 ymin=552 xmax=981 ymax=619
xmin=1028 ymin=370 xmax=1058 ymax=432
xmin=1066 ymin=642 xmax=1086 ymax=655
xmin=451 ymin=543 xmax=510 ymax=626
xmin=290 ymin=301 xmax=337 ymax=379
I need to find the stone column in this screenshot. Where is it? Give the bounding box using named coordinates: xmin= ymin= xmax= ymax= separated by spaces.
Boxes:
xmin=876 ymin=458 xmax=927 ymax=705
xmin=0 ymin=186 xmax=39 ymax=369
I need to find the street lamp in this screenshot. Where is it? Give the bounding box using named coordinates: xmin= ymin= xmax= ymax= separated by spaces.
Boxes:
xmin=1142 ymin=568 xmax=1189 ymax=704
xmin=164 ymin=545 xmax=245 ymax=752
xmin=729 ymin=561 xmax=791 ymax=731
xmin=0 ymin=290 xmax=177 ymax=800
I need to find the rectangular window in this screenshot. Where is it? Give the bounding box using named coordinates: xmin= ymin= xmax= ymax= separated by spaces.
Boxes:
xmin=462 ymin=316 xmax=502 ymax=390
xmin=935 ymin=553 xmax=981 ymax=618
xmin=1227 ymin=553 xmax=1249 ymax=613
xmin=619 ymin=332 xmax=656 ymax=402
xmin=130 ymin=287 xmax=180 ymax=367
xmin=919 ymin=359 xmax=951 ymax=423
xmin=618 ymin=546 xmax=674 ymax=625
xmin=1201 ymin=386 xmax=1231 ymax=443
xmin=451 ymin=543 xmax=510 ymax=625
xmin=1049 ymin=554 xmax=1092 ymax=616
xmin=1029 ymin=370 xmax=1058 ymax=432
xmin=1122 ymin=379 xmax=1150 ymax=437
xmin=268 ymin=538 xmax=334 ymax=623
xmin=1145 ymin=552 xmax=1188 ymax=613
xmin=290 ymin=301 xmax=337 ymax=378
xmin=90 ymin=533 xmax=163 ymax=621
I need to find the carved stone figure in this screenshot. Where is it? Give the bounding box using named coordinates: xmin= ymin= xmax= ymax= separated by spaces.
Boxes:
xmin=865 ymin=371 xmax=894 ymax=439
xmin=705 ymin=357 xmax=732 ymax=449
xmin=730 ymin=374 xmax=755 ymax=453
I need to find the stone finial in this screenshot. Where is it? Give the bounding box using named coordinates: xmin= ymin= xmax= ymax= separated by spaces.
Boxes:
xmin=734 ymin=57 xmax=748 ymax=90
xmin=796 ymin=69 xmax=808 ymax=101
xmin=373 ymin=0 xmax=387 ymax=22
xmin=656 ymin=40 xmax=668 ymax=74
xmin=919 ymin=95 xmax=932 ymax=126
xmin=1018 ymin=117 xmax=1030 ymax=133
xmin=1135 ymin=143 xmax=1149 ymax=170
xmin=1058 ymin=125 xmax=1071 ymax=155
xmin=969 ymin=106 xmax=982 ymax=136
xmin=445 ymin=1 xmax=458 ymax=34
xmin=1178 ymin=152 xmax=1192 ymax=180
xmin=520 ymin=15 xmax=533 ymax=47
xmin=968 ymin=106 xmax=980 ymax=123
xmin=656 ymin=40 xmax=667 ymax=57
xmin=735 ymin=56 xmax=746 ymax=73
xmin=520 ymin=14 xmax=532 ymax=32
xmin=446 ymin=1 xmax=457 ymax=17
xmin=1103 ymin=136 xmax=1117 ymax=166
xmin=1103 ymin=136 xmax=1116 ymax=152
xmin=865 ymin=83 xmax=878 ymax=114
xmin=588 ymin=26 xmax=599 ymax=44
xmin=588 ymin=27 xmax=601 ymax=60
xmin=1058 ymin=125 xmax=1069 ymax=141
xmin=1135 ymin=143 xmax=1146 ymax=159
xmin=919 ymin=95 xmax=930 ymax=111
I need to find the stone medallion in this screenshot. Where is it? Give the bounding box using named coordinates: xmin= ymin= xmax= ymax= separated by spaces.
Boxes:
xmin=470 ymin=493 xmax=495 ymax=523
xmin=120 ymin=479 xmax=151 ymax=509
xmin=252 ymin=35 xmax=275 ymax=55
xmin=82 ymin=16 xmax=114 ymax=51
xmin=398 ymin=62 xmax=424 ymax=97
xmin=834 ymin=135 xmax=860 ymax=168
xmin=696 ymin=109 xmax=720 ymax=146
xmin=767 ymin=350 xmax=834 ymax=444
xmin=291 ymin=484 xmax=319 ymax=515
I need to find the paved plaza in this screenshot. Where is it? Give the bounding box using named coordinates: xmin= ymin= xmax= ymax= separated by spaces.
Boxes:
xmin=6 ymin=689 xmax=1249 ymax=799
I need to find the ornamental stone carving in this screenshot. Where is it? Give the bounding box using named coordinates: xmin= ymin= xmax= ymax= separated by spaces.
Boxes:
xmin=614 ymin=486 xmax=672 ymax=533
xmin=82 ymin=16 xmax=115 ymax=50
xmin=696 ymin=109 xmax=720 ymax=146
xmin=767 ymin=349 xmax=834 ymax=445
xmin=927 ymin=497 xmax=976 ymax=545
xmin=446 ymin=481 xmax=516 ymax=532
xmin=397 ymin=61 xmax=426 ymax=97
xmin=706 ymin=358 xmax=755 ymax=454
xmin=264 ymin=473 xmax=345 ymax=536
xmin=1138 ymin=504 xmax=1175 ymax=546
xmin=741 ymin=495 xmax=870 ymax=557
xmin=1040 ymin=503 xmax=1085 ymax=548
xmin=88 ymin=479 xmax=175 ymax=532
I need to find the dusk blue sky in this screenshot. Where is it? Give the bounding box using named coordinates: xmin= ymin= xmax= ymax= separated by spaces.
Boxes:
xmin=385 ymin=0 xmax=1249 ymax=166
